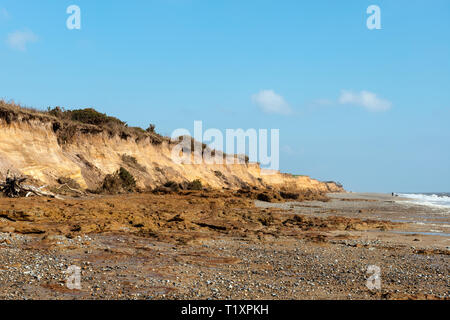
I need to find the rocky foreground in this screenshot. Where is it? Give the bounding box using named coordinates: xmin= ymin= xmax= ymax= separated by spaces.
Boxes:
xmin=0 ymin=191 xmax=448 ymax=300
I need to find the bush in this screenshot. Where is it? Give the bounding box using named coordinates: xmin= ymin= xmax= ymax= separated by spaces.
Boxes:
xmin=70 ymin=108 xmax=125 ymax=127
xmin=47 ymin=106 xmax=65 ymax=119
xmin=164 ymin=181 xmax=180 ymax=192
xmin=119 ymin=167 xmax=136 ymax=188
xmin=257 ymin=193 xmax=272 ymax=202
xmin=47 ymin=107 xmax=126 ymax=127
xmin=101 ymin=167 xmax=136 ymax=194
xmin=280 ymin=191 xmax=299 ymax=200
xmin=55 ymin=124 xmax=78 ymax=145
xmin=2 ymin=101 xmax=168 ymax=146
xmin=146 ymin=124 xmax=156 ymax=133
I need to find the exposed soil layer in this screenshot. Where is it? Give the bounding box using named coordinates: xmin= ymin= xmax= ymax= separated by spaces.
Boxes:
xmin=0 ymin=190 xmax=396 ymax=243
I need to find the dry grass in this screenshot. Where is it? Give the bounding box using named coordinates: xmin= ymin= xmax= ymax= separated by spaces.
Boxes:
xmin=0 ymin=99 xmax=55 ymax=124
xmin=1 ymin=100 xmax=251 ymax=165
xmin=0 ymin=100 xmax=167 ymax=146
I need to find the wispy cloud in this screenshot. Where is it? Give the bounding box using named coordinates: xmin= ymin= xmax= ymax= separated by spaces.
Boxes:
xmin=338 ymin=90 xmax=392 ymax=112
xmin=0 ymin=8 xmax=9 ymax=21
xmin=251 ymin=90 xmax=292 ymax=115
xmin=310 ymin=98 xmax=333 ymax=107
xmin=6 ymin=29 xmax=38 ymax=51
xmin=281 ymin=145 xmax=295 ymax=155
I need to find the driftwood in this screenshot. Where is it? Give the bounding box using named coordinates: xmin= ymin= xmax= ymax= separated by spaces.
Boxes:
xmin=55 ymin=183 xmax=86 ymax=195
xmin=23 ymin=184 xmax=63 ymax=199
xmin=0 ymin=172 xmax=63 ymax=199
xmin=0 ymin=174 xmax=27 ymax=197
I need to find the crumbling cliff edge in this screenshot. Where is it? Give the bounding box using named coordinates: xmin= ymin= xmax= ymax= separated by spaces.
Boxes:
xmin=0 ymin=102 xmax=343 ymax=194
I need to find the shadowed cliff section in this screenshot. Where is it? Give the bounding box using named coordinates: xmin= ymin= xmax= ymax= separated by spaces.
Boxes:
xmin=0 ymin=100 xmax=343 ymax=194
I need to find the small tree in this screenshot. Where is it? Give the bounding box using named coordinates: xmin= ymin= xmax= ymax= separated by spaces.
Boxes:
xmin=118 ymin=167 xmax=136 ymax=191
xmin=146 ymin=124 xmax=156 ymax=133
xmin=101 ymin=167 xmax=136 ymax=194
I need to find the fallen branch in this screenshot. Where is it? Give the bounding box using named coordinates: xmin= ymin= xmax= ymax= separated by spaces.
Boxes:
xmin=55 ymin=183 xmax=86 ymax=195
xmin=21 ymin=184 xmax=64 ymax=200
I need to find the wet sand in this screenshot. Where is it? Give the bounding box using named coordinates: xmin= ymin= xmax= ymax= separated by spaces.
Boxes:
xmin=256 ymin=192 xmax=450 ymax=246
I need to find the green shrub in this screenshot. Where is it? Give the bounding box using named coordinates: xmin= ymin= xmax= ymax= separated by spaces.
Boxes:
xmin=146 ymin=124 xmax=156 ymax=133
xmin=101 ymin=167 xmax=136 ymax=194
xmin=118 ymin=167 xmax=136 ymax=190
xmin=70 ymin=108 xmax=125 ymax=127
xmin=187 ymin=179 xmax=203 ymax=190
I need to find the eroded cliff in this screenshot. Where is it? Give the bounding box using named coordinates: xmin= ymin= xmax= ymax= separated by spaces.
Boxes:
xmin=0 ymin=102 xmax=343 ymax=194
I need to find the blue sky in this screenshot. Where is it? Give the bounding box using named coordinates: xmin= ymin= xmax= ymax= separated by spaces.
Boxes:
xmin=1 ymin=0 xmax=449 ymax=192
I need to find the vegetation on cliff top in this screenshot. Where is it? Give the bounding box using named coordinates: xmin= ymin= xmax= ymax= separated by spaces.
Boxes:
xmin=0 ymin=100 xmax=249 ymax=164
xmin=48 ymin=107 xmax=125 ymax=127
xmin=0 ymin=100 xmax=166 ymax=146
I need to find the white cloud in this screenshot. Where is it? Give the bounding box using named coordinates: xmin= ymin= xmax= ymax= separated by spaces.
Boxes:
xmin=281 ymin=145 xmax=295 ymax=155
xmin=252 ymin=90 xmax=292 ymax=115
xmin=339 ymin=90 xmax=392 ymax=112
xmin=6 ymin=29 xmax=38 ymax=52
xmin=0 ymin=8 xmax=9 ymax=21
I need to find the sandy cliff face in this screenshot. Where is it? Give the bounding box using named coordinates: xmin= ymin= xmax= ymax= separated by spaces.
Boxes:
xmin=0 ymin=114 xmax=343 ymax=193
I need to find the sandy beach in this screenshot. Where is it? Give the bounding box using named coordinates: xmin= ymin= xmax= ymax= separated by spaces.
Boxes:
xmin=0 ymin=190 xmax=448 ymax=300
xmin=257 ymin=192 xmax=450 ymax=248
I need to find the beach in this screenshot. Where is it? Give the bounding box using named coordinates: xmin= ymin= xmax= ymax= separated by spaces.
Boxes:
xmin=0 ymin=191 xmax=448 ymax=300
xmin=257 ymin=192 xmax=450 ymax=247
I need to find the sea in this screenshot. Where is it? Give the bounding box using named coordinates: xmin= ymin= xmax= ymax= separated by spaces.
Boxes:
xmin=390 ymin=193 xmax=450 ymax=237
xmin=397 ymin=193 xmax=450 ymax=210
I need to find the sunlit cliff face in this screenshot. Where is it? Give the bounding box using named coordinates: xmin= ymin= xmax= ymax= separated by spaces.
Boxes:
xmin=0 ymin=117 xmax=342 ymax=193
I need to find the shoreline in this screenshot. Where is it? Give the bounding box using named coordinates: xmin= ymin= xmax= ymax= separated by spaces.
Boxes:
xmin=257 ymin=192 xmax=450 ymax=243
